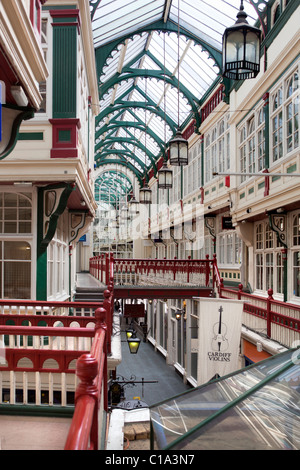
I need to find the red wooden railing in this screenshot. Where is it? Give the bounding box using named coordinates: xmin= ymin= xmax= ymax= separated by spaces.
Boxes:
xmin=0 ymin=289 xmax=114 ymax=450
xmin=212 ymin=260 xmax=300 ymax=346
xmin=64 ymin=307 xmax=108 ymax=450
xmin=90 ymin=253 xmax=214 ymax=287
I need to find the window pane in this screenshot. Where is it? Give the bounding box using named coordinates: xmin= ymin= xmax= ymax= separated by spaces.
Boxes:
xmin=3 ymin=242 xmax=31 ymax=299
xmin=293 ymin=251 xmax=300 ymax=297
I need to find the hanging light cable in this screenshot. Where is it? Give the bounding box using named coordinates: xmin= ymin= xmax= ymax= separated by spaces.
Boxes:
xmin=128 ymin=116 xmax=139 ymax=214
xmin=169 ymin=0 xmax=188 ymax=167
xmin=139 ymin=77 xmax=152 ymax=204
xmin=158 ymin=31 xmax=173 ymax=189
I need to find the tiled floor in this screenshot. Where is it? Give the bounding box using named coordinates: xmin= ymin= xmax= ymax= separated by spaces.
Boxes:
xmin=116 ymin=324 xmax=191 ymax=407
xmin=76 ymin=272 xmax=105 ymax=289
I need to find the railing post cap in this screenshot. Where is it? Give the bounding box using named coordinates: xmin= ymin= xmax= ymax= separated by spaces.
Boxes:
xmin=104 ymin=289 xmax=110 ymax=298
xmin=76 ymin=353 xmax=98 ymax=383
xmin=95 ymin=307 xmax=106 ymax=324
xmin=268 ymin=288 xmax=273 ymax=298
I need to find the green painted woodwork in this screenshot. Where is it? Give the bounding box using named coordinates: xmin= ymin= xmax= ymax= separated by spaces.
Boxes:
xmin=0 ymin=404 xmax=74 ymax=418
xmin=36 ymin=183 xmax=76 ymax=300
xmin=52 ymin=24 xmax=77 ymax=119
xmin=58 ymin=129 xmax=71 ymax=142
xmin=0 ymin=106 xmax=34 ymax=160
xmin=36 ymin=187 xmax=48 ymax=301
xmin=18 ymin=132 xmax=44 ymax=141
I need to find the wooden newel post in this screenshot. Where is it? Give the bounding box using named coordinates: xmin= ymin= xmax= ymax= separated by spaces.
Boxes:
xmin=95 ymin=306 xmax=107 ymax=330
xmin=75 ymin=354 xmax=98 ymax=400
xmin=238 ymin=284 xmax=243 ymax=300
xmin=75 ymin=353 xmax=98 ymax=449
xmin=206 ymin=254 xmax=210 ymax=286
xmin=103 ymin=290 xmax=112 ymax=354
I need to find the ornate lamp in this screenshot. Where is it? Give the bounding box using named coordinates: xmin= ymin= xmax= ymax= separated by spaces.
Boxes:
xmin=127 ymin=331 xmax=141 ymax=354
xmin=158 ymin=161 xmax=173 ymax=189
xmin=169 ymin=129 xmax=188 ymax=166
xmin=128 ymin=194 xmax=139 ymax=215
xmin=139 ymin=182 xmax=152 ymax=204
xmin=222 ymin=0 xmax=261 ymax=80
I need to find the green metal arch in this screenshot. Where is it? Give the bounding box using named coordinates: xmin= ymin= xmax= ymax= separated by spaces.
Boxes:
xmin=96 ymin=99 xmax=177 ymax=133
xmin=97 ymin=137 xmax=158 ymax=171
xmin=95 ymin=159 xmax=144 ymax=186
xmin=96 ymin=169 xmax=134 ymax=189
xmin=96 ymin=119 xmax=166 ymax=149
xmin=95 ymin=18 xmax=222 ymax=80
xmin=96 ymin=149 xmax=147 ymax=173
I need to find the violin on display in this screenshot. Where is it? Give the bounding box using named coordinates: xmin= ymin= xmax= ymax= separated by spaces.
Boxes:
xmin=211 ymin=305 xmax=229 ymax=352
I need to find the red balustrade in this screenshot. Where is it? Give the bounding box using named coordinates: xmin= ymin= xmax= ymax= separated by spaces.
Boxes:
xmin=90 ymin=254 xmax=213 ymax=287
xmin=212 ymin=261 xmax=300 ymax=343
xmin=64 ymin=307 xmax=108 ymax=450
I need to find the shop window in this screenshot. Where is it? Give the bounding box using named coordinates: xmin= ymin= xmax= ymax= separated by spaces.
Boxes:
xmin=0 ymin=241 xmax=31 ymax=299
xmin=254 ymin=221 xmax=283 ymax=294
xmin=239 ymin=109 xmax=266 ymax=181
xmin=270 ymin=65 xmax=299 ymax=163
xmin=204 ymin=114 xmax=230 ymax=183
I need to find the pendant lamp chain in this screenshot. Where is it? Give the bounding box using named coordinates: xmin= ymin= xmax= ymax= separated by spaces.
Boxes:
xmin=139 ymin=77 xmax=152 ymax=204
xmin=158 ymin=31 xmax=173 ymax=189
xmin=169 ymin=0 xmax=188 ymax=167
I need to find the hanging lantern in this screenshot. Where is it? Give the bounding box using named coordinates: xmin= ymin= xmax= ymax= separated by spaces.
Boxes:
xmin=222 ymin=1 xmax=261 ymax=80
xmin=139 ymin=183 xmax=152 ymax=204
xmin=128 ymin=195 xmax=139 ymax=215
xmin=169 ymin=129 xmax=188 ymax=166
xmin=127 ymin=331 xmax=141 ymax=354
xmin=158 ymin=162 xmax=173 ymax=189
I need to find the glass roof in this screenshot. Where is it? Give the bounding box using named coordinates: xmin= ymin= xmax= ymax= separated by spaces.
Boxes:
xmin=150 ymin=348 xmax=300 ymax=450
xmin=90 ymin=0 xmax=270 ymax=201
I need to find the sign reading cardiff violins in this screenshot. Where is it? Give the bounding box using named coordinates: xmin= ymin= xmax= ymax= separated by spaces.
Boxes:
xmin=197 ymin=298 xmax=244 ymax=385
xmin=208 ymin=306 xmax=231 ymax=361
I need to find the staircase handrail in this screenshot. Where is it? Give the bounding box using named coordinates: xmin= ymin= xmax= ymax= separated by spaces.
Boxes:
xmin=64 ymin=308 xmax=107 ymax=450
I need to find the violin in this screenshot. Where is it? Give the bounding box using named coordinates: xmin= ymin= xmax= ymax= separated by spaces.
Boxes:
xmin=211 ymin=306 xmax=229 ymax=352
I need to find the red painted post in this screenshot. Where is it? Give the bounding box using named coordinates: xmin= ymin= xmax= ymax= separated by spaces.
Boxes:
xmin=94 ymin=307 xmax=108 ymax=412
xmin=105 ymin=253 xmax=109 ymax=285
xmin=187 ymin=256 xmax=191 ymax=283
xmin=65 ymin=353 xmax=98 ymax=450
xmin=267 ymin=289 xmax=273 ymax=338
xmin=238 ymin=284 xmax=243 ymax=300
xmin=205 ymin=254 xmax=210 ymax=286
xmin=103 ymin=289 xmax=112 ymax=354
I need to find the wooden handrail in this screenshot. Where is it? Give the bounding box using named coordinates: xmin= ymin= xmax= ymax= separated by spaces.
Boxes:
xmin=64 ymin=308 xmax=107 ymax=450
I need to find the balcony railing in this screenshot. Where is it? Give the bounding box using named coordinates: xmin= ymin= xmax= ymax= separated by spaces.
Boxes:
xmin=0 ymin=288 xmax=114 ymax=450
xmin=90 ymin=253 xmax=215 ymax=288
xmin=213 ymin=264 xmax=300 ymax=349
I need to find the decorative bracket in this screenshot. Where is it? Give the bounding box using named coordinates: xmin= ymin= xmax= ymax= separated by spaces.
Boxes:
xmin=69 ymin=210 xmax=89 ymax=244
xmin=38 ymin=183 xmax=76 ymax=254
xmin=268 ymin=212 xmax=287 ymax=249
